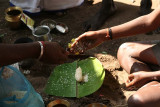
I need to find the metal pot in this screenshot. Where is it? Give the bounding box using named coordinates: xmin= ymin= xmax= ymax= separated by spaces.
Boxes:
xmin=5 ymin=6 xmax=23 ymax=30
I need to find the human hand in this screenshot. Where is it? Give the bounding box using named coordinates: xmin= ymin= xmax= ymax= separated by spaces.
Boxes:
xmin=40 ymin=42 xmax=68 ymax=64
xmin=70 ymin=31 xmax=106 ymax=54
xmin=126 ymin=71 xmax=152 ymax=89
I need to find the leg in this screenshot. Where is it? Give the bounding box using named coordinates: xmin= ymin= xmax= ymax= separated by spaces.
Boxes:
xmin=128 ymin=81 xmax=160 ymax=107
xmin=117 ymin=41 xmax=159 ymax=74
xmin=117 ymin=41 xmax=160 ymax=88
xmin=83 ymin=0 xmax=116 ymax=31
xmin=140 ymin=0 xmax=152 ymax=16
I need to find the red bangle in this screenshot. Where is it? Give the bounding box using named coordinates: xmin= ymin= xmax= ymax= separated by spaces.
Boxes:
xmin=38 ymin=41 xmax=44 ymax=60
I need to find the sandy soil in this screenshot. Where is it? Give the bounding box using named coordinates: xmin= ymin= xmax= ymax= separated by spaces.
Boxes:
xmin=0 ymin=0 xmax=160 ymax=106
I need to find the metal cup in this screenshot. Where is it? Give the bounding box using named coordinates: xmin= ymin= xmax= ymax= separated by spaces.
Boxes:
xmin=32 ymin=25 xmax=52 ymax=41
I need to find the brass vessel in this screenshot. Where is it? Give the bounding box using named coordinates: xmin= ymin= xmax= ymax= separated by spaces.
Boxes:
xmin=5 ymin=6 xmax=23 ymax=29
xmin=47 ymin=99 xmax=70 ymax=107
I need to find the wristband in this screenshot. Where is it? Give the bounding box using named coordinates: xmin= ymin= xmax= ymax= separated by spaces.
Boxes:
xmin=106 ymin=28 xmax=113 ymax=40
xmin=109 ymin=28 xmax=113 ymax=40
xmin=38 ymin=41 xmax=44 ymax=60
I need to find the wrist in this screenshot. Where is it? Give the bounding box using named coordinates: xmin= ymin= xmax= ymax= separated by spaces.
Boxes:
xmin=143 ymin=71 xmax=159 ymax=81
xmin=96 ymin=28 xmax=113 ymax=41
xmin=96 ymin=29 xmax=110 ymax=41
xmin=106 ymin=28 xmax=113 ymax=40
xmin=151 ymin=71 xmax=160 ymax=81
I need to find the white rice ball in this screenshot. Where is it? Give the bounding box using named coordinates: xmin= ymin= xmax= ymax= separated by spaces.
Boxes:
xmin=75 ymin=66 xmax=83 ymax=82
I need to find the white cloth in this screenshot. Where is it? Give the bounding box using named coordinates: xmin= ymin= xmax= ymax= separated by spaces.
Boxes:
xmin=10 ymin=0 xmax=41 ymax=13
xmin=43 ymin=0 xmax=84 ymax=11
xmin=10 ymin=0 xmax=84 ymax=13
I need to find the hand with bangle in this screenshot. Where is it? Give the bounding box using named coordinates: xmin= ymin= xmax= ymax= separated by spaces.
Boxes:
xmin=70 ymin=28 xmax=112 ymax=54
xmin=37 ymin=41 xmax=68 ymax=64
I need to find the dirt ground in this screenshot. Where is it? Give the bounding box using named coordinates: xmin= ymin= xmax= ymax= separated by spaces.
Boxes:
xmin=1 ymin=0 xmax=160 ymax=107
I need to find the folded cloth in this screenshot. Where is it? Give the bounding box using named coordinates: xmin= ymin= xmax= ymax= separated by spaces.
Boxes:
xmin=10 ymin=0 xmax=41 ymax=13
xmin=10 ymin=0 xmax=84 ymax=13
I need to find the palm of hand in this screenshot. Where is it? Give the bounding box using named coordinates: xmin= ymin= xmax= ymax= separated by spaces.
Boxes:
xmin=41 ymin=42 xmax=67 ymax=64
xmin=71 ymin=31 xmax=104 ymax=53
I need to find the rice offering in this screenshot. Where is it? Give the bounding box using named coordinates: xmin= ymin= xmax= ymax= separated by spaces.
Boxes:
xmin=75 ymin=67 xmax=83 ymax=82
xmin=75 ymin=66 xmax=88 ymax=83
xmin=68 ymin=38 xmax=80 ymax=55
xmin=68 ymin=38 xmax=95 ymax=55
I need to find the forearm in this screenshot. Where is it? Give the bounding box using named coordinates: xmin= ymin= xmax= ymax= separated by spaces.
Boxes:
xmin=112 ymin=6 xmax=160 ymax=39
xmin=150 ymin=71 xmax=160 ymax=81
xmin=96 ymin=6 xmax=160 ymax=40
xmin=0 ymin=42 xmax=40 ymax=67
xmin=111 ymin=16 xmax=156 ymax=39
xmin=95 ymin=15 xmax=152 ymax=40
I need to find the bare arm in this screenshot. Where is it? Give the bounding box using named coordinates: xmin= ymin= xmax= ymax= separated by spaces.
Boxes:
xmin=70 ymin=6 xmax=160 ymax=53
xmin=96 ymin=6 xmax=160 ymax=39
xmin=0 ymin=42 xmax=68 ymax=67
xmin=126 ymin=71 xmax=160 ymax=88
xmin=149 ymin=71 xmax=160 ymax=80
xmin=0 ymin=42 xmax=40 ymax=67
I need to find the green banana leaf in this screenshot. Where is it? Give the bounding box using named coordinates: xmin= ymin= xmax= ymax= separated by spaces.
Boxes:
xmin=44 ymin=61 xmax=77 ymax=97
xmin=44 ymin=57 xmax=105 ymax=98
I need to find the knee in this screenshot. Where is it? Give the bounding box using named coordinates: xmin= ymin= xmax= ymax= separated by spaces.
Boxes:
xmin=128 ymin=94 xmax=145 ymax=107
xmin=117 ymin=42 xmax=134 ymax=61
